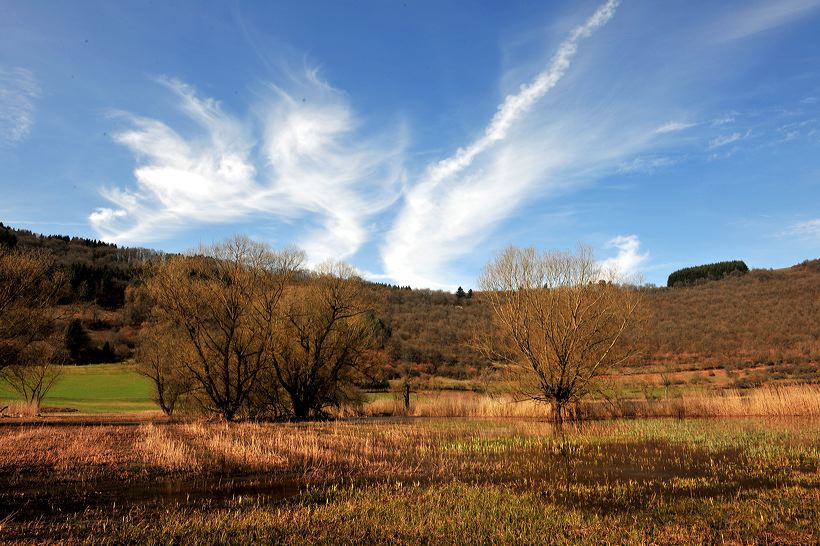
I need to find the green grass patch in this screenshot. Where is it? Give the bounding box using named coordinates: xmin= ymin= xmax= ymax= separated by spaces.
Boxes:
xmin=0 ymin=363 xmax=155 ymax=413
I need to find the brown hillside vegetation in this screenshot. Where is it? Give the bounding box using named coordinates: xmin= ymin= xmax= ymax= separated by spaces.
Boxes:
xmin=373 ymin=261 xmax=820 ymax=385
xmin=638 ymin=260 xmax=820 ymax=377
xmin=0 ymin=221 xmax=159 ymax=268
xmin=367 ymin=286 xmax=489 ymax=379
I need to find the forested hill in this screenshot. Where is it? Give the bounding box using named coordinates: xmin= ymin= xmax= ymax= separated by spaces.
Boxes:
xmin=1 ymin=221 xmax=818 ymax=381
xmin=0 ymin=222 xmax=160 ymax=268
xmin=0 ymin=222 xmax=160 ymax=309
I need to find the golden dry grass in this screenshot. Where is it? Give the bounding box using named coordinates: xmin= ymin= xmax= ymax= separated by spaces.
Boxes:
xmin=139 ymin=423 xmax=201 ymax=472
xmin=360 ymin=392 xmax=546 ymax=418
xmin=357 ymin=384 xmax=820 ymax=419
xmin=0 ymin=400 xmax=39 ymax=417
xmin=1 ymin=384 xmax=818 ymax=494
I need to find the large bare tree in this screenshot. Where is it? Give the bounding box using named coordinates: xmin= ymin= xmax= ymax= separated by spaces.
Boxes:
xmin=271 ymin=261 xmax=378 ymax=420
xmin=479 ymin=245 xmax=644 ymax=428
xmin=146 ymin=236 xmax=303 ymax=421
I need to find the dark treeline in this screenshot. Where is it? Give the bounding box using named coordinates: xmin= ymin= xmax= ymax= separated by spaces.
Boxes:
xmin=667 ymin=260 xmax=749 ymax=287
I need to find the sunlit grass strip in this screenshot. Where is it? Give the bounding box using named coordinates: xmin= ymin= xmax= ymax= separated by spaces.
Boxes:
xmin=356 ymin=384 xmax=820 ymax=419
xmin=138 ymin=423 xmax=200 ymax=472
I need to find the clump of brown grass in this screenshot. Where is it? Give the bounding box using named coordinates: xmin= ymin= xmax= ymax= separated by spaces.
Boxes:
xmin=1 ymin=400 xmax=40 ymax=417
xmin=138 ymin=423 xmax=199 ymax=472
xmin=180 ymin=423 xmax=287 ymax=471
xmin=645 ymin=384 xmax=820 ymax=418
xmin=0 ymin=425 xmax=143 ymax=486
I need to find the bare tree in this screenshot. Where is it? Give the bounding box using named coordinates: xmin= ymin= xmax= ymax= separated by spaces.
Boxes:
xmin=478 ymin=245 xmax=644 ymax=429
xmin=135 ymin=322 xmax=193 ymax=416
xmin=271 ymin=261 xmax=378 ymax=420
xmin=0 ymin=249 xmax=65 ymax=372
xmin=0 ymin=337 xmax=63 ymax=410
xmin=147 ymin=236 xmax=303 ymax=421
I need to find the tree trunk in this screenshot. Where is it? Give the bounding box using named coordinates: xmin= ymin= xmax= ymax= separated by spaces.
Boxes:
xmin=553 ymin=400 xmax=565 ymax=432
xmin=291 ymin=396 xmax=309 ymax=421
xmin=403 ymin=378 xmax=411 ymax=413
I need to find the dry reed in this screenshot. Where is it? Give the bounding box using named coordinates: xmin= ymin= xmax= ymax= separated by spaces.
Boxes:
xmin=138 ymin=423 xmax=201 ymax=471
xmin=0 ymin=400 xmax=39 ymax=417
xmin=614 ymin=384 xmax=820 ymax=419
xmin=360 ymin=393 xmax=546 ymax=418
xmin=357 ymin=384 xmax=820 ymax=419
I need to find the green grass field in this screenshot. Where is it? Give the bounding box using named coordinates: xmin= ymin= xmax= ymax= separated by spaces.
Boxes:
xmin=0 ymin=363 xmax=155 ymax=413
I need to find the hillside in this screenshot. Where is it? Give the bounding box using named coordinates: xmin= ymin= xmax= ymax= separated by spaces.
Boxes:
xmin=0 ymin=222 xmax=159 ymax=268
xmin=2 ymin=222 xmax=818 ymax=384
xmin=1 ymin=222 xmax=163 ymax=310
xmin=636 ymin=260 xmax=820 ymax=385
xmin=365 ymin=285 xmax=489 ymax=379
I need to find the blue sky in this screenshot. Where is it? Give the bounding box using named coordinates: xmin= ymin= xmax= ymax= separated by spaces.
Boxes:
xmin=1 ymin=0 xmax=819 ymax=288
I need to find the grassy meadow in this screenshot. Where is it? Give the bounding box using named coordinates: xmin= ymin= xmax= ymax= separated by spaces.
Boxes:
xmin=0 ymin=363 xmax=154 ymax=414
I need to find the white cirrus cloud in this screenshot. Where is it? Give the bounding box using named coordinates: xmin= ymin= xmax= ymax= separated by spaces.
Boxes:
xmin=90 ymin=71 xmax=405 ymax=262
xmin=711 ymin=0 xmax=820 ymax=43
xmin=0 ymin=67 xmax=40 ymax=147
xmin=788 ymin=218 xmax=820 ymax=238
xmin=708 ymin=130 xmax=749 ymax=149
xmin=712 ymin=115 xmax=736 ymax=126
xmin=618 ymin=155 xmax=679 ymax=174
xmin=655 ymin=121 xmax=697 ymax=134
xmin=381 ymin=0 xmax=669 ymax=288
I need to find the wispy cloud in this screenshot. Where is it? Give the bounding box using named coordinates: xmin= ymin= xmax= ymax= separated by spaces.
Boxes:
xmin=90 ymin=71 xmax=404 ymax=261
xmin=618 ymin=155 xmax=679 ymax=174
xmin=599 ymin=235 xmax=648 ymax=277
xmin=85 ymin=0 xmax=820 ymax=289
xmin=655 ymin=121 xmax=696 ymax=134
xmin=0 ymin=67 xmax=40 ymax=147
xmin=787 ymin=218 xmax=820 ymax=238
xmin=708 ymin=130 xmax=749 ymax=149
xmin=416 ymin=0 xmax=619 ymax=189
xmin=711 ymin=0 xmax=820 ymax=43
xmin=381 ymin=0 xmax=628 ymax=288
xmin=712 ymin=115 xmax=736 ymax=126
